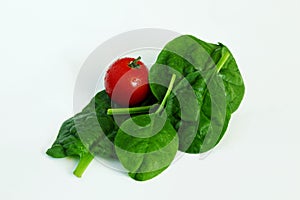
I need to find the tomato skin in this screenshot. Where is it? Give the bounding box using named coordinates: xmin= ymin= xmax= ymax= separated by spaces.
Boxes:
xmin=104 ymin=57 xmax=149 ymax=106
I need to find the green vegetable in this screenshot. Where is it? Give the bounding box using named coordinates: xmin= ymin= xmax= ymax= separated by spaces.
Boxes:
xmin=114 ymin=74 xmax=178 ymax=181
xmin=46 ymin=91 xmax=119 ymax=177
xmin=149 ymin=35 xmax=245 ymax=153
xmin=115 ymin=112 xmax=178 ymax=181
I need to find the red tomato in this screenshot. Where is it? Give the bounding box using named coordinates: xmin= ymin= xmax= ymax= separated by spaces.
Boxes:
xmin=104 ymin=57 xmax=149 ymax=106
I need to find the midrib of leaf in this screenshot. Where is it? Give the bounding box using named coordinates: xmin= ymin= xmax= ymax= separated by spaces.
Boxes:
xmin=130 ymin=137 xmax=151 ymax=176
xmin=129 ymin=115 xmax=167 ymax=177
xmin=186 ymin=48 xmax=231 ymax=147
xmin=216 ymin=50 xmax=230 ymax=73
xmin=200 ymin=47 xmax=231 ymax=112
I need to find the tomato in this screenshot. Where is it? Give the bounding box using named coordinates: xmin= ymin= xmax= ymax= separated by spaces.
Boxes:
xmin=104 ymin=56 xmax=150 ymax=106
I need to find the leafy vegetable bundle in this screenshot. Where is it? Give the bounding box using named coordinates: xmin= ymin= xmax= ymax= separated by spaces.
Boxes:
xmin=46 ymin=35 xmax=245 ymax=181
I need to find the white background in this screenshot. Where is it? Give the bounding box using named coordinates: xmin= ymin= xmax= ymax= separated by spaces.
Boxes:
xmin=1 ymin=0 xmax=299 ymax=199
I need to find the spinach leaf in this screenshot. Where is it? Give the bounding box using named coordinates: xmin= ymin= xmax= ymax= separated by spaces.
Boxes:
xmin=114 ymin=74 xmax=178 ymax=181
xmin=149 ymin=35 xmax=245 ymax=153
xmin=46 ymin=117 xmax=95 ymax=177
xmin=114 ymin=112 xmax=178 ymax=181
xmin=46 ymin=117 xmax=88 ymax=159
xmin=46 ymin=90 xmax=118 ymax=177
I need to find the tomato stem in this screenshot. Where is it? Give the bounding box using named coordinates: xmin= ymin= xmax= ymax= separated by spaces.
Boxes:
xmin=128 ymin=56 xmax=141 ymax=69
xmin=107 ymin=105 xmax=151 ymax=115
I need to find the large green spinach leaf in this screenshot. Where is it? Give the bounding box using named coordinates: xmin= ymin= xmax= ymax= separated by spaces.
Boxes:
xmin=46 ymin=90 xmax=118 ymax=177
xmin=114 ymin=112 xmax=178 ymax=181
xmin=149 ymin=35 xmax=245 ymax=153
